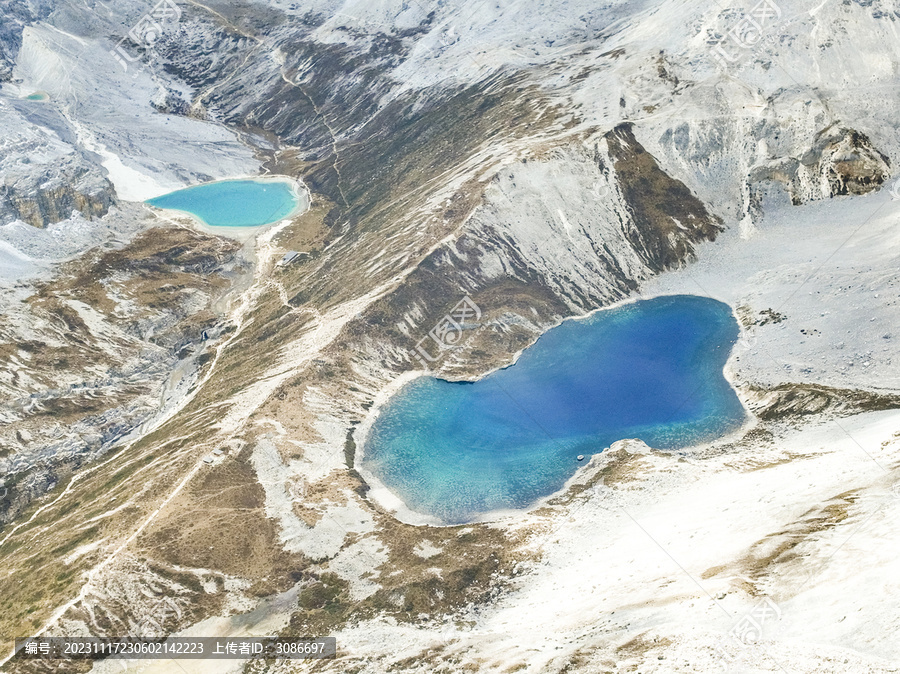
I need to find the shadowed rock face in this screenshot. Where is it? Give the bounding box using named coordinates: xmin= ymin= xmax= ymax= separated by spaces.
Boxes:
xmin=605 ymin=123 xmax=723 ymax=271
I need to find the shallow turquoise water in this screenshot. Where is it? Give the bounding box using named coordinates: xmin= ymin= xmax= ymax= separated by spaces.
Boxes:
xmin=25 ymin=92 xmax=48 ymax=101
xmin=360 ymin=295 xmax=746 ymax=524
xmin=146 ymin=179 xmax=299 ymax=227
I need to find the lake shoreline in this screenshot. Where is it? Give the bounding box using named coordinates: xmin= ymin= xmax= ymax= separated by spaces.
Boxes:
xmin=356 ymin=293 xmax=755 ymax=526
xmin=144 ymin=175 xmax=308 ymax=236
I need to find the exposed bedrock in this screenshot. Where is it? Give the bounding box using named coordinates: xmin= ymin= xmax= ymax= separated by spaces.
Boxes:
xmin=749 ymin=126 xmax=891 ymax=211
xmin=604 ymin=123 xmax=723 ymax=271
xmin=745 ymin=383 xmax=900 ymax=422
xmin=1 ymin=167 xmax=115 ymax=228
xmin=641 ymin=82 xmax=897 ymax=232
xmin=0 ymin=101 xmax=117 ymax=228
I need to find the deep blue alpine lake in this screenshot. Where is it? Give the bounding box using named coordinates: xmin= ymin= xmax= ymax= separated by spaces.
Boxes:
xmin=360 ymin=295 xmax=746 ymax=524
xmin=146 ymin=179 xmax=300 ymax=227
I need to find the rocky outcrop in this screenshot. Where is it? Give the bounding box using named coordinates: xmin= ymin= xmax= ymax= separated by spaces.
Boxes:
xmin=0 ymin=102 xmax=116 ymax=228
xmin=151 ymin=85 xmax=190 ymax=116
xmin=749 ymin=127 xmax=890 ymax=211
xmin=819 ymin=128 xmax=891 ymax=196
xmin=745 ymin=383 xmax=900 ymax=421
xmin=1 ymin=168 xmax=114 ymax=227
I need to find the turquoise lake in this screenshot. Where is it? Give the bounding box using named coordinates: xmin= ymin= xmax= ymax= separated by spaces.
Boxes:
xmin=360 ymin=295 xmax=746 ymax=524
xmin=145 ymin=179 xmax=300 ymax=227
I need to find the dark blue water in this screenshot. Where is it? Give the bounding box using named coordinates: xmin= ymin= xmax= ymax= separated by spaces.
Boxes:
xmin=146 ymin=179 xmax=299 ymax=227
xmin=360 ymin=295 xmax=746 ymax=524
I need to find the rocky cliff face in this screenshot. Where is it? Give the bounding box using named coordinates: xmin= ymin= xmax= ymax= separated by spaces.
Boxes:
xmin=1 ymin=166 xmax=114 ymax=227
xmin=605 ymin=123 xmax=723 ymax=271
xmin=749 ymin=126 xmax=891 ymax=214
xmin=0 ymin=100 xmax=116 ymax=227
xmin=0 ymin=0 xmax=45 ymax=81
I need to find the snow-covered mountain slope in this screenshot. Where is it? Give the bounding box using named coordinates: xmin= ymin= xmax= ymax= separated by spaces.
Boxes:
xmin=0 ymin=0 xmax=899 ymax=672
xmin=0 ymin=217 xmax=244 ymax=528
